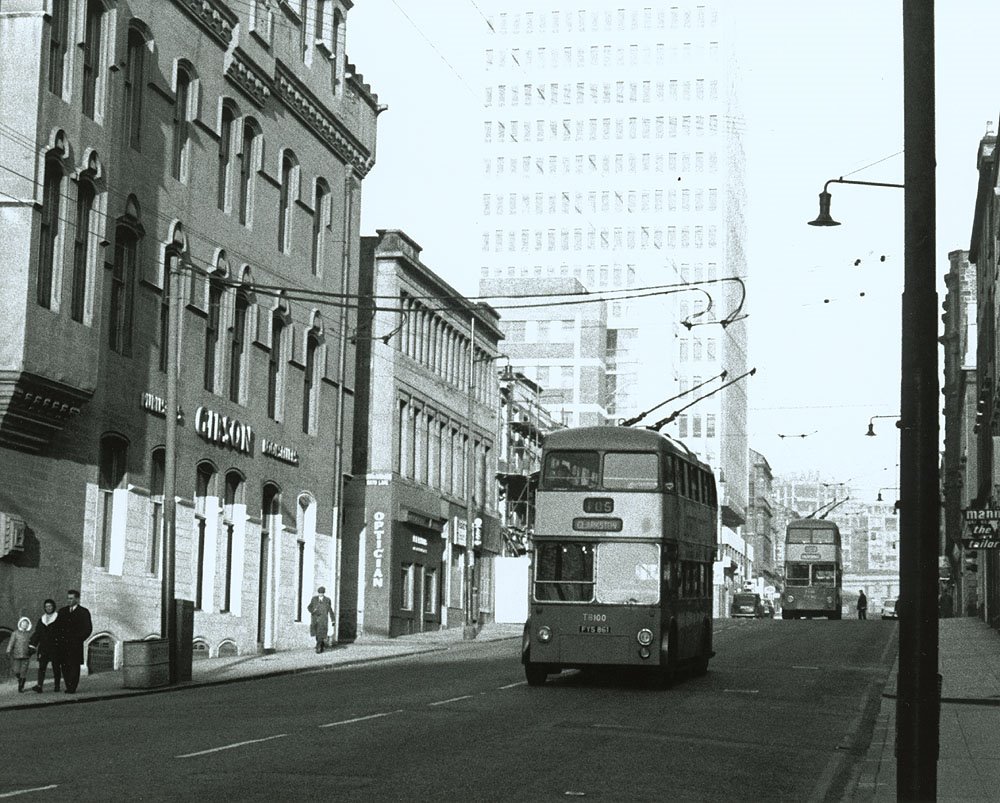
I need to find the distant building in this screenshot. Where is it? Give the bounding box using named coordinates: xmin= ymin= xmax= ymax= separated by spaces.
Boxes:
xmin=479 ymin=277 xmax=609 ymax=426
xmin=342 ymin=230 xmax=504 ymax=638
xmin=746 ymin=449 xmax=778 ymax=585
xmin=0 ymin=0 xmax=377 ymax=668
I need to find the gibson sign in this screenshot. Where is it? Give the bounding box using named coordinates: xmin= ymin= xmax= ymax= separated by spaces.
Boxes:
xmin=194 ymin=406 xmax=253 ymax=454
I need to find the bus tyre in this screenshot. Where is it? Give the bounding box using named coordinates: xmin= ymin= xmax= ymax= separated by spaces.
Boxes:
xmin=781 ymin=610 xmax=792 ymax=620
xmin=525 ymin=663 xmax=548 ymax=687
xmin=830 ymin=611 xmax=842 ymax=620
xmin=659 ymin=626 xmax=679 ymax=688
xmin=692 ymin=624 xmax=712 ymax=677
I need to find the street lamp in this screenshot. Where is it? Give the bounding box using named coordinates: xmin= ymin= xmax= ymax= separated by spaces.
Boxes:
xmin=866 ymin=414 xmax=901 ymax=437
xmin=807 ymin=178 xmax=904 ymax=227
xmin=806 ymin=6 xmax=939 ymax=796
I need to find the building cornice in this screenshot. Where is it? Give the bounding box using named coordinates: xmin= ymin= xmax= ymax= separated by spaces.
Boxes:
xmin=225 ymin=48 xmax=272 ymax=109
xmin=273 ymin=60 xmax=373 ymax=176
xmin=170 ymin=0 xmax=238 ymax=47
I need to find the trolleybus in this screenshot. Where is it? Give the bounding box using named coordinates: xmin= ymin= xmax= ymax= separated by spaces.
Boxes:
xmin=780 ymin=518 xmax=843 ymax=619
xmin=521 ymin=426 xmax=718 ymax=685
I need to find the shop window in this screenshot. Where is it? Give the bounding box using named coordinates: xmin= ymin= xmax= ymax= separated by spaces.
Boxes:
xmin=192 ymin=640 xmax=210 ymax=661
xmin=37 ymin=151 xmax=63 ymax=309
xmin=71 ymin=176 xmax=97 ymax=323
xmin=401 ymin=563 xmax=414 ymax=610
xmin=149 ymin=448 xmax=164 ymax=575
xmin=110 ymin=198 xmax=143 ymax=356
xmin=97 ymin=434 xmax=128 ymax=569
xmin=218 ymin=640 xmax=238 ymax=658
xmin=194 ymin=462 xmax=216 ymax=610
xmin=424 ymin=568 xmax=438 ymax=614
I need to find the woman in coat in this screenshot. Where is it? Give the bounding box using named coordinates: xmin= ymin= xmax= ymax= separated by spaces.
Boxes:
xmin=29 ymin=598 xmax=61 ymax=693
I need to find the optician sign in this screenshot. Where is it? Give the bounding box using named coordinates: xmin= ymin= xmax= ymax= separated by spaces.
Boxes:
xmin=371 ymin=511 xmax=386 ymax=588
xmin=194 ymin=406 xmax=253 ymax=455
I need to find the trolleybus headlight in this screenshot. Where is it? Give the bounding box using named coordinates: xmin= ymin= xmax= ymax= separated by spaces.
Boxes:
xmin=636 ymin=628 xmax=654 ymax=646
xmin=537 ymin=625 xmax=553 ymax=643
xmin=786 ymin=594 xmax=795 ymax=603
xmin=826 ymin=596 xmax=833 ymax=605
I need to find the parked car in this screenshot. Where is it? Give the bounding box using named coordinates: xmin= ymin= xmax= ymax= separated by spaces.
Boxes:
xmin=881 ymin=599 xmax=898 ymax=619
xmin=731 ymin=592 xmax=766 ymax=618
xmin=761 ymin=599 xmax=776 ymax=618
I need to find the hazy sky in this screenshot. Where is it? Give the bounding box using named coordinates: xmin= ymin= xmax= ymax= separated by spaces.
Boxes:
xmin=345 ymin=2 xmax=1000 ymax=499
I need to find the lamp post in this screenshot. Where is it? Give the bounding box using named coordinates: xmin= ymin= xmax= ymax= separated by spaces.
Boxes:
xmin=806 ymin=6 xmax=938 ymax=797
xmin=866 ymin=414 xmax=901 ymax=437
xmin=807 ymin=178 xmax=905 ymax=227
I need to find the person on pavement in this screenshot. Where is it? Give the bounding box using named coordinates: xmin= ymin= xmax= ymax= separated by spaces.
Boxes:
xmin=857 ymin=590 xmax=868 ymax=620
xmin=6 ymin=616 xmax=33 ymax=693
xmin=307 ymin=586 xmax=334 ymax=653
xmin=56 ymin=590 xmax=92 ymax=693
xmin=29 ymin=599 xmax=61 ymax=693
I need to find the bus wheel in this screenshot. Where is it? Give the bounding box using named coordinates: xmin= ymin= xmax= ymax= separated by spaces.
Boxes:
xmin=830 ymin=611 xmax=842 ymax=620
xmin=525 ymin=662 xmax=548 ymax=687
xmin=691 ymin=625 xmax=712 ymax=677
xmin=781 ymin=610 xmax=792 ymax=620
xmin=659 ymin=626 xmax=679 ymax=687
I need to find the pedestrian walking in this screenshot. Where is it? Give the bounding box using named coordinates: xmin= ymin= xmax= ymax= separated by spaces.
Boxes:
xmin=307 ymin=586 xmax=334 ymax=653
xmin=6 ymin=616 xmax=33 ymax=693
xmin=56 ymin=590 xmax=92 ymax=694
xmin=29 ymin=598 xmax=62 ymax=693
xmin=857 ymin=590 xmax=868 ymax=620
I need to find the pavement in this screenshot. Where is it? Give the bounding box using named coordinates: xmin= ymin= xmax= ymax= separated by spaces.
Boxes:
xmin=0 ymin=622 xmax=524 ymax=712
xmin=845 ymin=616 xmax=1000 ymax=802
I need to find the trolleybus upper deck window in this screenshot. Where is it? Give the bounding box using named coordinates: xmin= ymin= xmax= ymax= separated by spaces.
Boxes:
xmin=602 ymin=451 xmax=659 ymax=490
xmin=543 ymin=451 xmax=600 ymax=490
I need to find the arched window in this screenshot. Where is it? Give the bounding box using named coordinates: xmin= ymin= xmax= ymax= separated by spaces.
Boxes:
xmin=98 ymin=434 xmax=128 ymax=569
xmin=48 ymin=0 xmax=69 ymax=96
xmin=311 ymin=179 xmax=330 ymax=276
xmin=302 ymin=326 xmax=321 ymax=434
xmin=123 ymin=26 xmax=147 ymax=150
xmin=71 ymin=174 xmax=96 ymax=322
xmin=194 ymin=461 xmax=217 ymax=610
xmin=204 ymin=274 xmax=225 ymax=393
xmin=229 ymin=283 xmax=251 ymax=404
xmin=172 ymin=64 xmax=193 ymax=181
xmin=238 ymin=119 xmax=260 ymax=226
xmin=217 ymin=103 xmax=237 ymax=210
xmin=82 ymin=0 xmax=104 ymax=117
xmin=267 ymin=308 xmax=286 ymax=421
xmin=331 ymin=8 xmax=344 ymax=91
xmin=37 ymin=149 xmax=63 ymax=309
xmin=221 ymin=470 xmax=244 ymax=613
xmin=110 ymin=198 xmax=142 ymax=356
xmin=160 ymin=231 xmax=183 ymax=373
xmin=258 ymin=482 xmax=281 ymax=644
xmin=149 ymin=448 xmax=165 ymax=574
xmin=277 ymin=151 xmax=298 ymax=253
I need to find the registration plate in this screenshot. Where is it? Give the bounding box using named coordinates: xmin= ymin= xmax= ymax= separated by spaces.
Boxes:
xmin=579 ymin=625 xmax=611 ymax=634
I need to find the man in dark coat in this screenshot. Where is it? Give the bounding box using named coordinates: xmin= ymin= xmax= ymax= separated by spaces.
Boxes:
xmin=57 ymin=589 xmax=93 ymax=693
xmin=857 ymin=590 xmax=868 ymax=621
xmin=307 ymin=586 xmax=334 ymax=653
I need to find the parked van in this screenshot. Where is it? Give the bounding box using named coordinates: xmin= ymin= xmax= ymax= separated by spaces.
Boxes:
xmin=731 ymin=593 xmax=765 ymax=618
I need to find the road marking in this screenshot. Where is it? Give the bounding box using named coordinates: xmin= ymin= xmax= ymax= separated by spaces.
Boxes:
xmin=723 ymin=688 xmax=760 ymax=694
xmin=499 ymin=681 xmax=527 ymax=689
xmin=0 ymin=786 xmax=59 ymax=799
xmin=429 ymin=694 xmax=474 ymax=706
xmin=793 ymin=665 xmax=821 ymax=670
xmin=176 ymin=734 xmax=288 ymax=758
xmin=319 ymin=710 xmax=403 ymax=728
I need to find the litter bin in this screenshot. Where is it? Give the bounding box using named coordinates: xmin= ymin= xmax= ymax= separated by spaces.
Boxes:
xmin=174 ymin=598 xmax=194 ymax=682
xmin=122 ymin=638 xmax=170 ymax=689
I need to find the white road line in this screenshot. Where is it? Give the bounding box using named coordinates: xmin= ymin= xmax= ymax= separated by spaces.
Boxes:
xmin=428 ymin=694 xmax=474 ymax=706
xmin=319 ymin=710 xmax=403 ymax=728
xmin=723 ymin=689 xmax=760 ymax=694
xmin=499 ymin=681 xmax=527 ymax=689
xmin=793 ymin=665 xmax=821 ymax=670
xmin=0 ymin=786 xmax=59 ymax=799
xmin=176 ymin=733 xmax=288 ymax=758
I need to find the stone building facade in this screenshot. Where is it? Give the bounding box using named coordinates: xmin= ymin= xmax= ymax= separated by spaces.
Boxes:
xmin=0 ymin=0 xmax=378 ymax=670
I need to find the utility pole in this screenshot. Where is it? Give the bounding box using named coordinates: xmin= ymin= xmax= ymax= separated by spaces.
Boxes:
xmin=162 ymin=248 xmax=182 ymax=684
xmin=331 ymin=174 xmax=354 ymax=642
xmin=897 ymin=2 xmax=939 ymax=799
xmin=464 ymin=314 xmax=478 ymax=640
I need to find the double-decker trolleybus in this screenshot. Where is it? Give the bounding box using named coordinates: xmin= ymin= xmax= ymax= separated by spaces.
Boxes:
xmin=521 ymin=426 xmax=718 ymax=686
xmin=780 ymin=518 xmax=843 ymax=619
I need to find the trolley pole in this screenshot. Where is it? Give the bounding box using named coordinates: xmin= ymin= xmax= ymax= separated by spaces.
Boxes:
xmin=896 ymin=2 xmax=939 ymax=799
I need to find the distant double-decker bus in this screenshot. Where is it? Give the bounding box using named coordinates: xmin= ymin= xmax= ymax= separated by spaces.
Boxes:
xmin=521 ymin=426 xmax=718 ymax=686
xmin=781 ymin=519 xmax=843 ymax=619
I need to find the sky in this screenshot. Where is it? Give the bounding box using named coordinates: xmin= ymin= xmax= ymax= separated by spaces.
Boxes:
xmin=344 ymin=2 xmax=1000 ymax=501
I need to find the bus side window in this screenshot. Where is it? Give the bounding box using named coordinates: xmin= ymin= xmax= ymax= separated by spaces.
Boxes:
xmin=663 ymin=455 xmax=675 ymax=490
xmin=677 ymin=460 xmax=688 ymax=497
xmin=689 ymin=466 xmax=700 ymax=503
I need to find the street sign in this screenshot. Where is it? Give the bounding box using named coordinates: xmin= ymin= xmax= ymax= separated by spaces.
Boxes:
xmin=964 ymin=538 xmax=1000 ymax=550
xmin=968 ymin=523 xmax=996 ymax=536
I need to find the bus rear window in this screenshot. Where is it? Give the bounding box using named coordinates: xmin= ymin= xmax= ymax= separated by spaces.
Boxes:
xmin=533 ymin=542 xmax=595 ymax=602
xmin=603 ymin=452 xmax=659 ymax=490
xmin=543 ymin=451 xmax=600 ymax=490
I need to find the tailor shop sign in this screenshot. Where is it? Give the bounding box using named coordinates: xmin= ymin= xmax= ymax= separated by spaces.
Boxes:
xmin=962 ymin=508 xmax=1000 ymax=549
